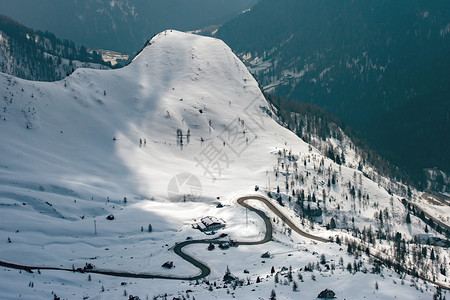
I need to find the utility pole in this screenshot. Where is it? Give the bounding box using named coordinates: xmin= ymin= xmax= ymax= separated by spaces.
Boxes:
xmin=94 ymin=220 xmax=97 ymax=235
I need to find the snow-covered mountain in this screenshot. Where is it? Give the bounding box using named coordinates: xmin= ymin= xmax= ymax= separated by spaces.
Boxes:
xmin=0 ymin=30 xmax=448 ymax=299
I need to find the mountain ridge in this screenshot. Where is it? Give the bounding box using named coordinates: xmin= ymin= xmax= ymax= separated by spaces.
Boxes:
xmin=0 ymin=0 xmax=259 ymax=53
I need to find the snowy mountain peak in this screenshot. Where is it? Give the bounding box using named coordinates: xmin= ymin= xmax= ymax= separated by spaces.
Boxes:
xmin=0 ymin=30 xmax=277 ymax=202
xmin=129 ymin=30 xmax=258 ymax=107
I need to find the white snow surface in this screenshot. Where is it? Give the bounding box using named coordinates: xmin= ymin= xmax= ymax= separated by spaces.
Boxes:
xmin=0 ymin=30 xmax=443 ymax=299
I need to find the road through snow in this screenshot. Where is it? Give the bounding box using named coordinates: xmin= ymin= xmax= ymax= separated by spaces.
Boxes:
xmin=0 ymin=194 xmax=326 ymax=280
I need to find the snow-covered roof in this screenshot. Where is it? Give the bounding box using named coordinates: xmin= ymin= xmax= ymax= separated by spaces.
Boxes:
xmin=201 ymin=216 xmax=224 ymax=227
xmin=197 ymin=223 xmax=206 ymax=231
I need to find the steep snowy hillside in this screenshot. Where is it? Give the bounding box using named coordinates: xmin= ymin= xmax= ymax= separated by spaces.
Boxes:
xmin=0 ymin=31 xmax=447 ymax=299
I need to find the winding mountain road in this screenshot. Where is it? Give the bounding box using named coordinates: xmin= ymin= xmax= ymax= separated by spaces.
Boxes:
xmin=238 ymin=195 xmax=329 ymax=243
xmin=1 ymin=194 xmax=449 ymax=290
xmin=417 ymin=194 xmax=450 ymax=234
xmin=0 ymin=194 xmax=326 ymax=281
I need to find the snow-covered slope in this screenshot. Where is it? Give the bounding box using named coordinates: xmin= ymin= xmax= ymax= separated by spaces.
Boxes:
xmin=0 ymin=29 xmax=301 ymax=203
xmin=0 ymin=30 xmax=447 ymax=299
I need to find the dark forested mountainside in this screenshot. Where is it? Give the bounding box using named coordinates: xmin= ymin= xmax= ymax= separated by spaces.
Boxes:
xmin=368 ymin=95 xmax=450 ymax=187
xmin=265 ymin=93 xmax=415 ymax=189
xmin=0 ymin=14 xmax=111 ymax=81
xmin=0 ymin=0 xmax=259 ymax=54
xmin=217 ymin=0 xmax=450 ymax=187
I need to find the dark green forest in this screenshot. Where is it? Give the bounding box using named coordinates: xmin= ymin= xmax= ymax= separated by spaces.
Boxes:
xmin=0 ymin=14 xmax=111 ymax=81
